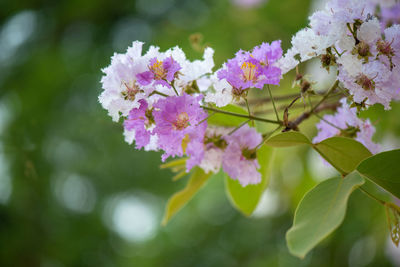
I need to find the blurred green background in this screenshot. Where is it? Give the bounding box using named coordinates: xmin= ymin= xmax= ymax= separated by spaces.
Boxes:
xmin=1 ymin=0 xmax=400 ymax=266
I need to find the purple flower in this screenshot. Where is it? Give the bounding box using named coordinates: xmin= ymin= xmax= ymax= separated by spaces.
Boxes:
xmin=337 ymin=58 xmax=397 ymax=109
xmin=153 ymin=94 xmax=207 ymax=170
xmin=380 ymin=2 xmax=400 ymax=30
xmin=222 ymin=125 xmax=262 ymax=187
xmin=313 ymin=98 xmax=380 ymax=154
xmin=137 ymin=56 xmax=181 ymax=88
xmin=252 ymin=41 xmax=283 ymax=85
xmin=217 ymin=41 xmax=282 ymax=94
xmin=123 ymin=99 xmax=154 ymax=149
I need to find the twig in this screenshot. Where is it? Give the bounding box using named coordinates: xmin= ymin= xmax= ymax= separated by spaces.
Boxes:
xmin=267 ymin=85 xmax=280 ymax=122
xmin=228 ymin=119 xmax=251 ymax=135
xmin=283 ymin=102 xmax=340 ymax=132
xmin=310 ymin=80 xmax=339 ymax=114
xmin=201 ymin=106 xmax=282 ymax=125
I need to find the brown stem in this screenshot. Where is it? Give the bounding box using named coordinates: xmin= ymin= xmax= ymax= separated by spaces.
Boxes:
xmin=245 ymin=93 xmax=301 ymax=105
xmin=283 ymin=102 xmax=340 ymax=132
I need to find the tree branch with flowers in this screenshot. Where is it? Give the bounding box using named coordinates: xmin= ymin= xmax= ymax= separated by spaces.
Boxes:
xmin=99 ymin=0 xmax=400 ymax=258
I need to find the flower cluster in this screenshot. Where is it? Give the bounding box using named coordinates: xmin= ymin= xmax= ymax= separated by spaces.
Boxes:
xmin=313 ymin=98 xmax=380 ymax=154
xmin=279 ymin=0 xmax=400 ymax=109
xmin=100 ymin=0 xmax=400 ymax=187
xmin=100 ymin=41 xmax=271 ymax=185
xmin=276 ymin=0 xmax=399 ymax=153
xmin=206 ymin=41 xmax=283 ymax=107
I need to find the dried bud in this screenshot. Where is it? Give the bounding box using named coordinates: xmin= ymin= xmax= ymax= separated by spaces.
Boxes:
xmin=295 ymin=73 xmax=303 ymax=81
xmin=301 ymin=80 xmax=311 ymax=93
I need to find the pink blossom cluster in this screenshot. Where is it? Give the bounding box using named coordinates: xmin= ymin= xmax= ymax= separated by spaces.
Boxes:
xmin=313 ymin=98 xmax=380 ymax=154
xmin=99 ymin=0 xmax=400 ymax=185
xmin=99 ymin=41 xmax=280 ymax=186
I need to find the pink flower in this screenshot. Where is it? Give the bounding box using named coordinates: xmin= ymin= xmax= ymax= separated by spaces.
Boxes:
xmin=153 ymin=94 xmax=207 ymax=170
xmin=137 ymin=56 xmax=181 ymax=88
xmin=222 ymin=125 xmax=262 ymax=187
xmin=313 ymin=98 xmax=380 ymax=154
xmin=217 ymin=41 xmax=282 ymax=95
xmin=123 ymin=99 xmax=155 ymax=149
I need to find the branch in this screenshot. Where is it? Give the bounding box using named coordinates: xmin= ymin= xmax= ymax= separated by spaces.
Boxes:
xmin=283 ymin=102 xmax=340 ymax=132
xmin=201 ymin=106 xmax=282 ymax=125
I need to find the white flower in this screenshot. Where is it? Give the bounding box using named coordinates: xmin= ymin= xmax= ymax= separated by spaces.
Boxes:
xmin=200 ymin=148 xmax=224 ymax=174
xmin=99 ymin=41 xmax=158 ymax=122
xmin=276 ymin=47 xmax=299 ymax=74
xmin=336 ymin=53 xmax=362 ymax=77
xmin=358 ymin=18 xmax=381 ymax=44
xmin=166 ymin=46 xmax=215 ymax=94
xmin=291 ymin=28 xmax=332 ymax=62
xmin=205 ymin=73 xmax=234 ymax=107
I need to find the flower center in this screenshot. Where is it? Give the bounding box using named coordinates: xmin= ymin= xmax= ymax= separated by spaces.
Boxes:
xmin=241 ymin=61 xmax=257 ymax=82
xmin=145 ymin=107 xmax=155 ymax=126
xmin=377 ymin=39 xmax=394 ymax=57
xmin=150 ymin=59 xmax=167 ymax=80
xmin=356 ymin=74 xmax=375 ymax=91
xmin=173 ymin=112 xmax=190 ymax=130
xmin=340 ymin=125 xmax=360 ymax=138
xmin=241 ymin=148 xmax=257 ymax=160
xmin=205 ymin=134 xmax=227 ymax=149
xmin=121 ymin=81 xmax=140 ymax=101
xmin=353 ymin=41 xmax=371 ymax=59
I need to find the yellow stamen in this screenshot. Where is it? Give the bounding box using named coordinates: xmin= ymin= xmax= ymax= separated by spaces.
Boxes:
xmin=241 ymin=61 xmax=257 ymax=82
xmin=150 ymin=59 xmax=166 ymax=80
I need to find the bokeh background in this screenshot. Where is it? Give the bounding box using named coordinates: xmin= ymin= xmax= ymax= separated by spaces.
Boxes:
xmin=1 ymin=0 xmax=400 ymax=266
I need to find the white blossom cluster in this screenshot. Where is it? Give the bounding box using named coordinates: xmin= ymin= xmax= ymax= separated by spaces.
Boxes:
xmin=278 ymin=0 xmax=400 ymax=109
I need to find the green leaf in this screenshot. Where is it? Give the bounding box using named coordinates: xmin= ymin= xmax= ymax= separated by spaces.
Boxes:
xmin=357 ymin=149 xmax=400 ymax=199
xmin=313 ymin=137 xmax=372 ymax=175
xmin=225 ymin=145 xmax=274 ymax=216
xmin=286 ymin=172 xmax=365 ymax=258
xmin=265 ymin=131 xmax=311 ymax=147
xmin=162 ymin=168 xmax=212 ymax=225
xmin=207 ymin=104 xmax=249 ymax=127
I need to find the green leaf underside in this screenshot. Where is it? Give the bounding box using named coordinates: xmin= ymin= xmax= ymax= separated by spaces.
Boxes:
xmin=225 ymin=145 xmax=274 ymax=216
xmin=265 ymin=131 xmax=311 ymax=147
xmin=313 ymin=137 xmax=372 ymax=175
xmin=162 ymin=168 xmax=212 ymax=225
xmin=207 ymin=104 xmax=249 ymax=127
xmin=357 ymin=149 xmax=400 ymax=199
xmin=286 ymin=172 xmax=365 ymax=258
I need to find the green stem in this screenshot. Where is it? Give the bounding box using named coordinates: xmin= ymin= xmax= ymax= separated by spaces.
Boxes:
xmin=257 ymin=125 xmax=282 ymax=148
xmin=228 ymin=119 xmax=251 ymax=135
xmin=359 ymin=186 xmax=386 ymax=205
xmin=201 ymin=106 xmax=282 ymax=125
xmin=312 ymin=112 xmax=343 ymax=131
xmin=346 ymin=23 xmax=359 ymax=43
xmin=310 ymin=80 xmax=339 ymax=113
xmin=171 ymin=84 xmax=179 ymax=96
xmin=164 ymin=79 xmax=179 ymax=96
xmin=332 ymin=46 xmax=343 ymax=57
xmin=267 ymin=84 xmax=280 ymax=122
xmin=150 ymin=90 xmax=169 ymax=97
xmin=244 ymin=97 xmax=255 ymax=127
xmin=196 ymin=112 xmax=215 ymax=126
